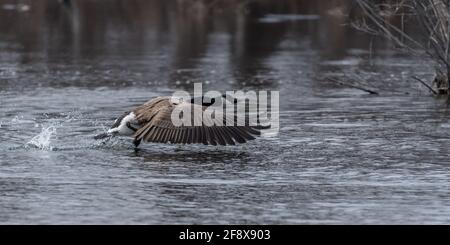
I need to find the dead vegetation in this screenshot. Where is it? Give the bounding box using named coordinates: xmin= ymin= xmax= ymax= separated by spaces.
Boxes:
xmin=353 ymin=0 xmax=450 ymax=95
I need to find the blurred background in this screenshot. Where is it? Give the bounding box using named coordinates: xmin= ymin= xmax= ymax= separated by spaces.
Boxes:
xmin=0 ymin=0 xmax=386 ymax=91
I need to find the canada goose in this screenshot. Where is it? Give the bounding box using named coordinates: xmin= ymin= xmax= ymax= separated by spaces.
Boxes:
xmin=95 ymin=95 xmax=267 ymax=147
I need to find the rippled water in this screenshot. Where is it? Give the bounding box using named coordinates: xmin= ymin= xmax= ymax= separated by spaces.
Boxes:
xmin=2 ymin=1 xmax=450 ymax=224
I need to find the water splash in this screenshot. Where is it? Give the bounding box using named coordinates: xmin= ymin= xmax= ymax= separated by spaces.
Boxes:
xmin=26 ymin=124 xmax=57 ymax=151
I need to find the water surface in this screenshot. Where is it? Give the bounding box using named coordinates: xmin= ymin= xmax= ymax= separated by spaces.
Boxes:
xmin=1 ymin=0 xmax=450 ymax=224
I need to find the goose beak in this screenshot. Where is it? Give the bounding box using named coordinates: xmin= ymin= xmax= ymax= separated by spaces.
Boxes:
xmin=94 ymin=132 xmax=114 ymax=140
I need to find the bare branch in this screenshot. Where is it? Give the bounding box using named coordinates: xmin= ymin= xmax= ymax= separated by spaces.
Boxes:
xmin=353 ymin=0 xmax=450 ymax=93
xmin=412 ymin=76 xmax=438 ymax=94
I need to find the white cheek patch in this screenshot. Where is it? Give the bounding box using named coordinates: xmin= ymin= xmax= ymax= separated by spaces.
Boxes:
xmin=108 ymin=112 xmax=139 ymax=135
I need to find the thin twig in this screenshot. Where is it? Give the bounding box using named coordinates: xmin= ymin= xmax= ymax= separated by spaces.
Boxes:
xmin=353 ymin=0 xmax=450 ymax=95
xmin=412 ymin=76 xmax=438 ymax=94
xmin=326 ymin=77 xmax=379 ymax=95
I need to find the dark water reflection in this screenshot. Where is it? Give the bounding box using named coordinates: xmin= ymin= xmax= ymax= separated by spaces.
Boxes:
xmin=1 ymin=0 xmax=450 ymax=224
xmin=0 ymin=0 xmax=371 ymax=90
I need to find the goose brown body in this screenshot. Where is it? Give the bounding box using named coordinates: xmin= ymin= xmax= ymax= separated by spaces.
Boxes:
xmin=101 ymin=96 xmax=265 ymax=146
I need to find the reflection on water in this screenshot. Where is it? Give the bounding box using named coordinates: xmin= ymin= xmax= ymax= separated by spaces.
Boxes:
xmin=0 ymin=0 xmax=369 ymax=91
xmin=1 ymin=0 xmax=450 ymax=224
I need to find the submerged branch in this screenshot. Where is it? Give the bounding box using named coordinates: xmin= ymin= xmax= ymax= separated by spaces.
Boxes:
xmin=326 ymin=77 xmax=379 ymax=95
xmin=412 ymin=76 xmax=438 ymax=94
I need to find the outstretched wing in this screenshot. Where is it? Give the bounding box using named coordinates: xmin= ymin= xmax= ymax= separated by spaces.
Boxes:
xmin=132 ymin=97 xmax=263 ymax=145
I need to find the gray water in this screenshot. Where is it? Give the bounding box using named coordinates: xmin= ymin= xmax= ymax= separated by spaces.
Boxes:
xmin=1 ymin=1 xmax=450 ymax=224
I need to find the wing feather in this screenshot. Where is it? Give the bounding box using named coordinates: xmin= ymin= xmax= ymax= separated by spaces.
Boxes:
xmin=132 ymin=97 xmax=265 ymax=145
